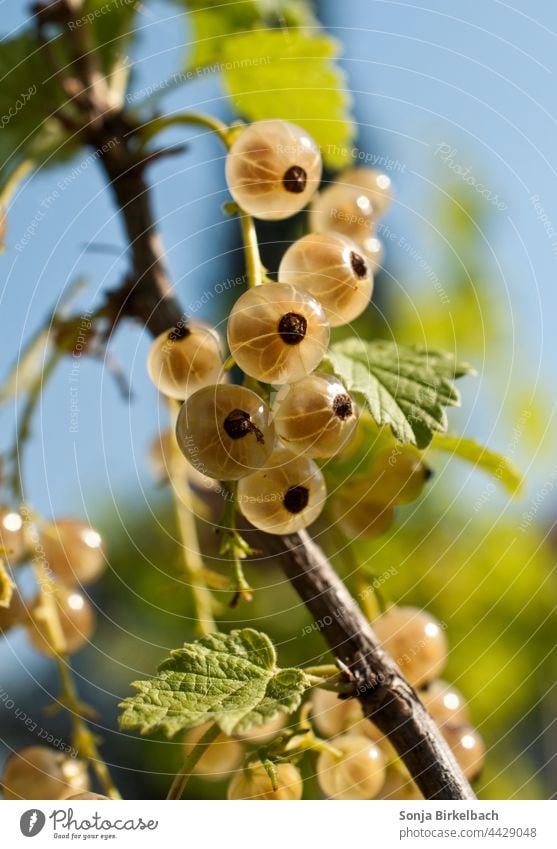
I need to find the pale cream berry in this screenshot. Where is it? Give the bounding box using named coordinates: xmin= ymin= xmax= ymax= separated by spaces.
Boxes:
xmin=148 ymin=428 xmax=219 ymax=493
xmin=26 ymin=586 xmax=96 ymax=657
xmin=372 ymin=606 xmax=448 ymax=688
xmin=378 ymin=764 xmax=423 ymax=799
xmin=0 ymin=505 xmax=27 ymax=564
xmin=309 ymin=183 xmax=376 ymax=246
xmin=227 ymin=283 xmax=329 ymax=384
xmin=316 ymin=734 xmax=385 ymax=800
xmin=235 ymin=713 xmax=287 ymax=743
xmin=40 ymin=518 xmax=105 ymax=586
xmin=227 ymin=762 xmax=303 ymax=800
xmin=183 ymin=723 xmax=244 ymax=780
xmin=237 ymin=447 xmax=327 ymax=534
xmin=175 ymin=384 xmax=275 ymax=480
xmin=147 ymin=322 xmax=223 ymax=401
xmin=371 ymin=444 xmax=431 ymax=505
xmin=65 ymin=792 xmax=110 ymax=800
xmin=360 ymin=233 xmax=385 ymax=272
xmin=339 ymin=167 xmax=393 ymax=217
xmin=225 ymin=120 xmax=322 ymax=220
xmin=279 ymin=232 xmax=373 ymax=326
xmin=273 ymin=373 xmax=358 ymax=459
xmin=334 ymin=488 xmax=395 ymax=539
xmin=442 ymin=725 xmax=485 ymax=780
xmin=311 ymin=688 xmax=364 ymax=737
xmin=1 ymin=746 xmax=89 ymax=800
xmin=419 ymin=680 xmax=469 ymax=729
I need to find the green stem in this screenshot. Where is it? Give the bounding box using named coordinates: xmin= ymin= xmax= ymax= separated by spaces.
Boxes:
xmin=220 ymin=483 xmax=253 ymax=605
xmin=239 ymin=209 xmax=264 ymax=287
xmin=138 ymin=113 xmax=231 ymax=149
xmin=0 ymin=159 xmax=35 ymax=208
xmin=166 ymin=723 xmax=220 ymax=800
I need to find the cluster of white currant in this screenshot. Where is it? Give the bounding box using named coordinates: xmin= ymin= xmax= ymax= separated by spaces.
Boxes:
xmin=185 ymin=606 xmax=484 ymax=800
xmin=147 ymin=119 xmax=395 ymax=535
xmin=0 ymin=507 xmax=107 ymax=800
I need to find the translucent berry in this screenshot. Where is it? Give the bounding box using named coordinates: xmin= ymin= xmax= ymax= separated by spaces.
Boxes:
xmin=40 ymin=518 xmax=105 ymax=586
xmin=274 ymin=373 xmax=358 ymax=458
xmin=0 ymin=505 xmax=27 ymax=564
xmin=235 ymin=713 xmax=287 ymax=743
xmin=147 ymin=322 xmax=223 ymax=400
xmin=279 ymin=232 xmax=373 ymax=326
xmin=309 ymin=183 xmax=375 ymax=246
xmin=372 ymin=606 xmax=448 ymax=688
xmin=311 ymin=688 xmax=364 ymax=737
xmin=148 ymin=428 xmax=219 ymax=493
xmin=237 ymin=447 xmax=327 ymax=534
xmin=372 ymin=445 xmax=431 ymax=505
xmin=175 ymin=384 xmax=275 ymax=480
xmin=442 ymin=725 xmax=485 ymax=780
xmin=225 ymin=120 xmax=322 ymax=220
xmin=26 ymin=586 xmax=96 ymax=657
xmin=339 ymin=167 xmax=393 ymax=217
xmin=183 ymin=723 xmax=244 ymax=780
xmin=66 ymin=792 xmax=110 ymax=800
xmin=227 ymin=762 xmax=303 ymax=800
xmin=227 ymin=283 xmax=329 ymax=384
xmin=316 ymin=734 xmax=385 ymax=800
xmin=378 ymin=765 xmax=422 ymax=799
xmin=1 ymin=746 xmax=89 ymax=800
xmin=334 ymin=487 xmax=395 ymax=539
xmin=360 ymin=233 xmax=384 ymax=271
xmin=419 ymin=680 xmax=469 ymax=729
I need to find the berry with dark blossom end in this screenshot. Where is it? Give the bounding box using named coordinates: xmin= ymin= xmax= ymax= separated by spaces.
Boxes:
xmin=175 ymin=384 xmax=275 ymax=480
xmin=225 ymin=120 xmax=322 ymax=220
xmin=273 ymin=372 xmax=358 ymax=458
xmin=227 ymin=283 xmax=329 ymax=384
xmin=237 ymin=447 xmax=327 ymax=534
xmin=279 ymin=232 xmax=374 ymax=326
xmin=147 ymin=322 xmax=223 ymax=400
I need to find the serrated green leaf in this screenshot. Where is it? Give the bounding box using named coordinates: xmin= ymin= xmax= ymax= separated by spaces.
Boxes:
xmin=430 ymin=433 xmax=524 ymax=497
xmin=221 ymin=29 xmax=355 ymax=167
xmin=119 ymin=629 xmax=309 ymax=737
xmin=323 ymin=339 xmax=474 ymax=449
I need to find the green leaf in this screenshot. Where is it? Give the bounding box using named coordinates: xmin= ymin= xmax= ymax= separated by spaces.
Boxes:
xmin=430 ymin=434 xmax=524 ymax=497
xmin=323 ymin=339 xmax=474 ymax=449
xmin=221 ymin=29 xmax=355 ymax=167
xmin=119 ymin=629 xmax=310 ymax=737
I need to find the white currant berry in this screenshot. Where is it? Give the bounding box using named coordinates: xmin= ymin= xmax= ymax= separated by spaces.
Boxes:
xmin=65 ymin=792 xmax=109 ymax=800
xmin=378 ymin=764 xmax=422 ymax=799
xmin=26 ymin=586 xmax=96 ymax=657
xmin=274 ymin=373 xmax=358 ymax=458
xmin=0 ymin=505 xmax=27 ymax=564
xmin=309 ymin=183 xmax=375 ymax=246
xmin=227 ymin=762 xmax=303 ymax=800
xmin=175 ymin=384 xmax=275 ymax=480
xmin=147 ymin=322 xmax=223 ymax=400
xmin=228 ymin=283 xmax=329 ymax=384
xmin=148 ymin=428 xmax=220 ymax=493
xmin=279 ymin=233 xmax=373 ymax=326
xmin=373 ymin=606 xmax=448 ymax=688
xmin=40 ymin=518 xmax=105 ymax=586
xmin=237 ymin=446 xmax=327 ymax=534
xmin=442 ymin=725 xmax=485 ymax=780
xmin=360 ymin=233 xmax=384 ymax=272
xmin=225 ymin=120 xmax=322 ymax=220
xmin=316 ymin=734 xmax=385 ymax=800
xmin=1 ymin=746 xmax=89 ymax=800
xmin=339 ymin=167 xmax=393 ymax=217
xmin=371 ymin=445 xmax=431 ymax=505
xmin=183 ymin=724 xmax=244 ymax=780
xmin=311 ymin=688 xmax=364 ymax=737
xmin=334 ymin=486 xmax=395 ymax=539
xmin=235 ymin=713 xmax=287 ymax=743
xmin=419 ymin=679 xmax=469 ymax=729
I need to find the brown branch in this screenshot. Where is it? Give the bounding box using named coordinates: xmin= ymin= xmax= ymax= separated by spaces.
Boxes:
xmin=48 ymin=11 xmax=475 ymax=799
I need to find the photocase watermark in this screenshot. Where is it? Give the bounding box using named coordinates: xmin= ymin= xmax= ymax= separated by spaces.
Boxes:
xmin=126 ymin=55 xmax=271 ymax=103
xmin=68 ymin=312 xmax=94 ymax=434
xmin=434 ymin=143 xmax=508 ymax=211
xmin=67 ymin=0 xmax=137 ymax=31
xmin=16 ymin=139 xmax=120 ymax=252
xmin=377 ymin=220 xmax=451 ymax=305
xmin=518 ymin=465 xmax=557 ymax=531
xmin=324 ymin=145 xmax=406 ymax=172
xmin=530 ymin=194 xmax=557 ymax=255
xmin=0 ymin=84 xmax=37 ymax=130
xmin=0 ymin=687 xmax=78 ymax=758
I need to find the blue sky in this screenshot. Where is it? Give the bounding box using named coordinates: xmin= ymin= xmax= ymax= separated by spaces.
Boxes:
xmin=1 ymin=0 xmax=556 ymax=523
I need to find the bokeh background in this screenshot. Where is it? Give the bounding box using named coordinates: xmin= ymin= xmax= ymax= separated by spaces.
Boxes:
xmin=1 ymin=0 xmax=556 ymax=800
